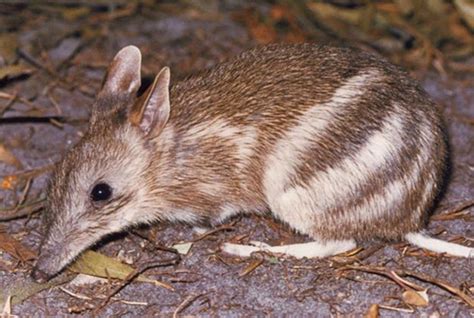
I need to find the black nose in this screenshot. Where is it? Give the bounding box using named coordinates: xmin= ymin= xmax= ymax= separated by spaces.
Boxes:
xmin=31 ymin=267 xmax=50 ymax=283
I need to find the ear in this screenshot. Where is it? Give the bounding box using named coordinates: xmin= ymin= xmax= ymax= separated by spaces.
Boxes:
xmin=129 ymin=67 xmax=170 ymax=136
xmin=100 ymin=46 xmax=142 ymax=95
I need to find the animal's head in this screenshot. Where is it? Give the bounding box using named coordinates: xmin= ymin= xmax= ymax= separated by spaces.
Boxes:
xmin=32 ymin=46 xmax=171 ymax=282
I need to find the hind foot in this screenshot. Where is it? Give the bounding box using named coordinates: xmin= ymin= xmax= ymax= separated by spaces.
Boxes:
xmin=222 ymin=239 xmax=357 ymax=259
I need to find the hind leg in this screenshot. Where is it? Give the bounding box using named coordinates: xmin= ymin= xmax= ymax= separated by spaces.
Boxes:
xmin=222 ymin=239 xmax=356 ymax=259
xmin=222 ymin=184 xmax=358 ymax=258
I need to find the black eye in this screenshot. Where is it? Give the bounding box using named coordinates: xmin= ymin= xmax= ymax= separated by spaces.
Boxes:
xmin=91 ymin=183 xmax=112 ymax=202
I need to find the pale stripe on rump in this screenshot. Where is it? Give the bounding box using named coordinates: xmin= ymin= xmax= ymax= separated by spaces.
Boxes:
xmin=262 ymin=69 xmax=382 ymax=234
xmin=269 ymin=109 xmax=408 ymax=235
xmin=303 ymin=108 xmax=405 ymax=213
xmin=345 ymin=114 xmax=435 ymax=226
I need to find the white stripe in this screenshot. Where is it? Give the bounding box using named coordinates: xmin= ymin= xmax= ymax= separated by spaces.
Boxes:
xmin=264 ymin=70 xmax=380 ymax=195
xmin=184 ymin=118 xmax=240 ymax=140
xmin=275 ymin=110 xmax=405 ymax=231
xmin=305 ymin=108 xmax=404 ymax=211
xmin=348 ymin=115 xmax=434 ymax=222
xmin=216 ymin=203 xmax=240 ymax=223
xmin=263 ymin=70 xmax=381 ymax=234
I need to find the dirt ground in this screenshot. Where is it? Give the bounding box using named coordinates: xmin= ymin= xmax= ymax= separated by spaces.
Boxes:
xmin=0 ymin=1 xmax=473 ymax=317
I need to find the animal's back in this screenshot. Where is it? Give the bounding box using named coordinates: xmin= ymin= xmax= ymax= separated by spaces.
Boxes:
xmin=163 ymin=44 xmax=447 ymax=242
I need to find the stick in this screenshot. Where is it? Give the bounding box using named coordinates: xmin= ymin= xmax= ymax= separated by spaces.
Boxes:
xmin=192 ymin=223 xmax=235 ymax=242
xmin=93 ymin=256 xmax=180 ymax=314
xmin=0 ymin=198 xmax=45 ymax=221
xmin=339 ymin=265 xmax=474 ymax=307
xmin=172 ymin=293 xmax=207 ymax=318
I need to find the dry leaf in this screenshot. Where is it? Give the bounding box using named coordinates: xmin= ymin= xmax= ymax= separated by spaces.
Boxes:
xmin=0 ymin=273 xmax=74 ymax=308
xmin=0 ymin=176 xmax=18 ymax=190
xmin=0 ymin=33 xmax=18 ymax=66
xmin=365 ymin=304 xmax=379 ymax=318
xmin=1 ymin=295 xmax=18 ymax=318
xmin=402 ymin=289 xmax=429 ymax=307
xmin=61 ymin=7 xmax=91 ymax=21
xmin=0 ymin=145 xmax=22 ymax=169
xmin=0 ymin=227 xmax=36 ymax=262
xmin=68 ymin=273 xmax=106 ymax=287
xmin=390 ymin=271 xmax=424 ymax=291
xmin=0 ymin=64 xmax=33 ymax=81
xmin=172 ymin=242 xmax=193 ymax=255
xmin=69 ymin=250 xmax=174 ymax=290
xmin=307 ymin=3 xmax=366 ymax=25
xmin=239 ymin=258 xmax=264 ymax=277
xmin=341 ymin=247 xmax=364 ymax=257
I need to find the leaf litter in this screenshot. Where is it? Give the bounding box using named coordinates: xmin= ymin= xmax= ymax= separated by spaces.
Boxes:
xmin=0 ymin=235 xmax=176 ymax=312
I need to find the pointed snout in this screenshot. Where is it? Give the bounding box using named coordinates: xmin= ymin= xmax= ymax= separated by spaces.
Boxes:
xmin=31 ymin=265 xmax=51 ymax=283
xmin=31 ymin=251 xmax=58 ymax=282
xmin=31 ymin=242 xmax=63 ymax=283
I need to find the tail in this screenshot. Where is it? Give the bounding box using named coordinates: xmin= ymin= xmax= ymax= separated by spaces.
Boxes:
xmin=405 ymin=232 xmax=473 ymax=258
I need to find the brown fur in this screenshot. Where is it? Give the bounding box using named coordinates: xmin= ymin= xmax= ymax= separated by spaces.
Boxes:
xmin=32 ymin=43 xmax=447 ymax=281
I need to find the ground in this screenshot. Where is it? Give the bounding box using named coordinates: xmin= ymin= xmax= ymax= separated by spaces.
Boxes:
xmin=0 ymin=1 xmax=473 ymax=317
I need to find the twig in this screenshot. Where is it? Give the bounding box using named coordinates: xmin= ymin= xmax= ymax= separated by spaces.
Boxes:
xmin=332 ymin=244 xmax=384 ymax=265
xmin=59 ymin=287 xmax=92 ymax=300
xmin=93 ymin=256 xmax=180 ymax=314
xmin=0 ymin=198 xmax=45 ymax=221
xmin=378 ymin=304 xmax=414 ymax=313
xmin=0 ymin=178 xmax=36 ymax=221
xmin=192 ymin=223 xmax=235 ymax=242
xmin=17 ymin=48 xmax=77 ymax=93
xmin=339 ymin=265 xmax=474 ymax=307
xmin=47 ymin=92 xmax=62 ymax=115
xmin=0 ymin=92 xmax=43 ymax=113
xmin=239 ymin=257 xmax=264 ymax=277
xmin=17 ymin=48 xmax=57 ymax=78
xmin=432 ymin=200 xmax=474 ymax=221
xmin=119 ymin=300 xmax=148 ymax=306
xmin=0 ymin=164 xmax=54 ymax=180
xmin=16 ymin=178 xmax=32 ymax=207
xmin=172 ymin=293 xmax=207 ymax=318
xmin=0 ymin=92 xmax=16 ymax=117
xmin=130 ymin=230 xmax=180 ymax=255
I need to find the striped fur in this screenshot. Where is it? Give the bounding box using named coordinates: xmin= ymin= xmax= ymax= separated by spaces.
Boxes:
xmin=33 ymin=44 xmax=471 ymax=281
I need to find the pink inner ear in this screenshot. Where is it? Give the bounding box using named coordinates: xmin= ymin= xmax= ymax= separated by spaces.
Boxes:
xmin=114 ymin=71 xmax=139 ymax=94
xmin=139 ymin=87 xmax=169 ymax=135
xmin=140 ymin=106 xmax=156 ymax=134
xmin=134 ymin=67 xmax=170 ymax=136
xmin=102 ymin=46 xmax=142 ymax=95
